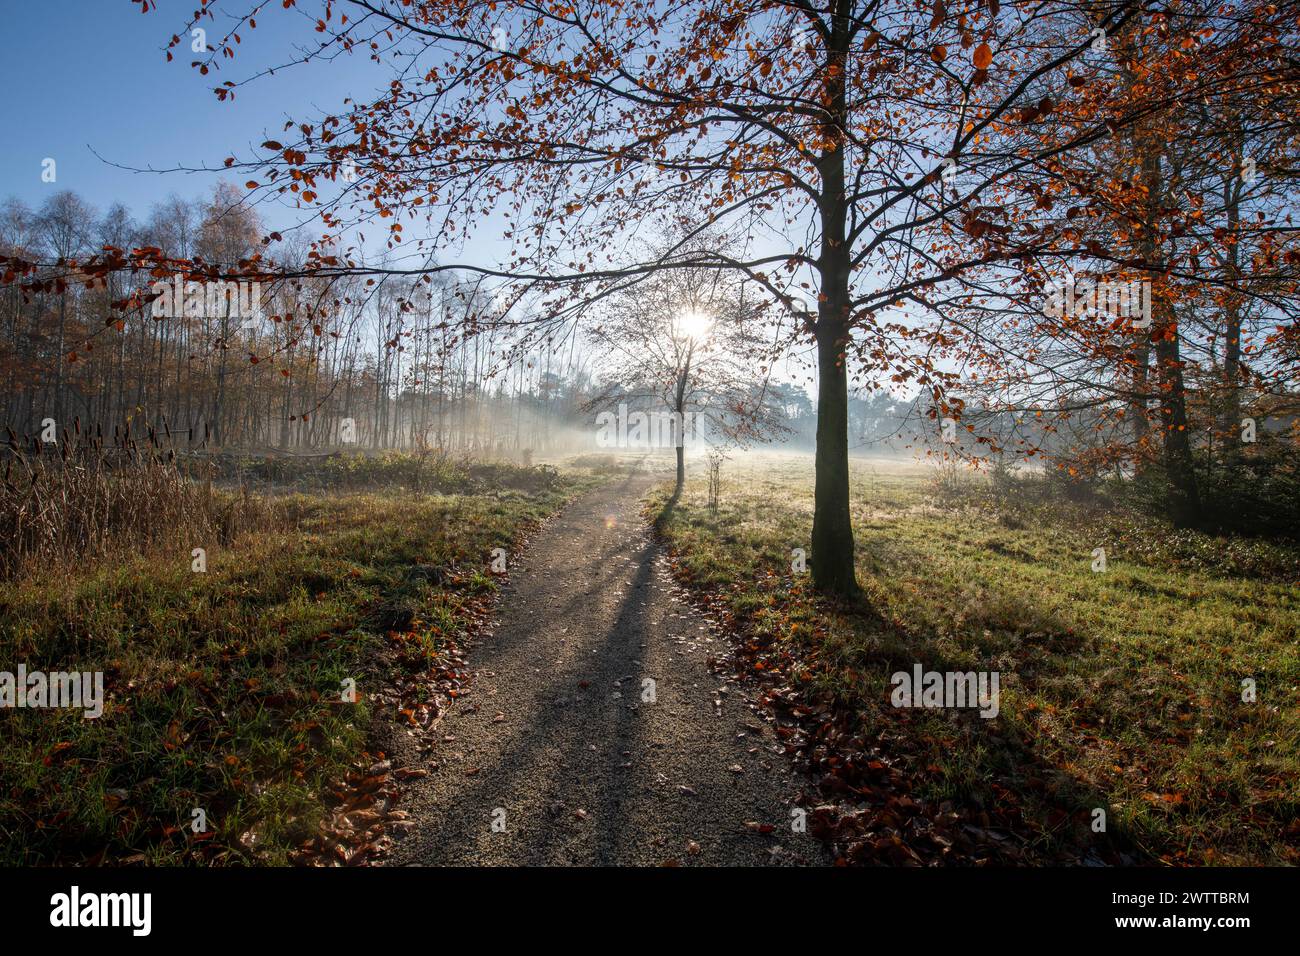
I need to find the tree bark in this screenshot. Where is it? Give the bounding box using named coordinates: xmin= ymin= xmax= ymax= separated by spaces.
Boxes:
xmin=1153 ymin=302 xmax=1201 ymax=526
xmin=1220 ymin=154 xmax=1244 ymax=463
xmin=808 ymin=0 xmax=862 ymax=600
xmin=811 ymin=313 xmax=859 ymax=597
xmin=672 ymin=344 xmax=692 ymax=497
xmin=1134 ymin=87 xmax=1201 ymax=525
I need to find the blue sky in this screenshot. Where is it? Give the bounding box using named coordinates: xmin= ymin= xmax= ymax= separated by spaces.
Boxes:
xmin=0 ymin=0 xmax=377 ymax=229
xmin=0 ymin=1 xmax=825 ymax=383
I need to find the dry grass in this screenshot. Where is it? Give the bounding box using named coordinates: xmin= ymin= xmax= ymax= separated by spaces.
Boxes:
xmin=0 ymin=424 xmax=276 ymax=580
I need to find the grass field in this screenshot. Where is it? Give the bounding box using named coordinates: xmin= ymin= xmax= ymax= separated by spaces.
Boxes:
xmin=0 ymin=456 xmax=599 ymax=865
xmin=650 ymin=453 xmax=1300 ymax=865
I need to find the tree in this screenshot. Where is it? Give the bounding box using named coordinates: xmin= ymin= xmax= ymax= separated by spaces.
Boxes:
xmin=921 ymin=1 xmax=1300 ymax=525
xmin=591 ymin=262 xmax=781 ymax=494
xmin=36 ymin=191 xmax=96 ymax=425
xmin=6 ymin=1 xmax=1283 ymax=593
xmin=118 ymin=0 xmax=1188 ymax=600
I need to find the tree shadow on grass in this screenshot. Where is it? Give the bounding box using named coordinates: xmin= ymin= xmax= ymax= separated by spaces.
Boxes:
xmin=798 ymin=582 xmax=1161 ymax=865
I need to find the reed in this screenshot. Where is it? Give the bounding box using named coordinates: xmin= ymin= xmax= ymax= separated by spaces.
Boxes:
xmin=0 ymin=419 xmax=276 ymax=580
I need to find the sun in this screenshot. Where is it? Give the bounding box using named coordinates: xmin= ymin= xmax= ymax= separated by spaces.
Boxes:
xmin=677 ymin=309 xmax=713 ymax=342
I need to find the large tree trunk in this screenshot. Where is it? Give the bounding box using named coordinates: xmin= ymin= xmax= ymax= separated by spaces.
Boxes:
xmin=811 ymin=314 xmax=859 ymax=597
xmin=808 ymin=1 xmax=862 ymax=600
xmin=1153 ymin=298 xmax=1201 ymax=526
xmin=1133 ymin=86 xmax=1201 ymax=525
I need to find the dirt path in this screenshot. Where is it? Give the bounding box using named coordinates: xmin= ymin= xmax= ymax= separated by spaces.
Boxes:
xmin=387 ymin=474 xmax=829 ymax=866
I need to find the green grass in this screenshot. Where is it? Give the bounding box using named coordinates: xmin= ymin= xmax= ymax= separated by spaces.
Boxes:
xmin=199 ymin=449 xmax=575 ymax=496
xmin=0 ymin=465 xmax=595 ymax=865
xmin=650 ymin=455 xmax=1300 ymax=865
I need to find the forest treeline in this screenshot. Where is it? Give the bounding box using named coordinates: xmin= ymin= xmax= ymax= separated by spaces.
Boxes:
xmin=1 ymin=169 xmax=1296 ymax=529
xmin=0 ymin=184 xmax=1029 ymax=459
xmin=0 ymin=184 xmax=589 ymax=454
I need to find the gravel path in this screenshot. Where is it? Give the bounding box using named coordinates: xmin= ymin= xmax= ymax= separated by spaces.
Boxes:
xmin=387 ymin=474 xmax=829 ymax=866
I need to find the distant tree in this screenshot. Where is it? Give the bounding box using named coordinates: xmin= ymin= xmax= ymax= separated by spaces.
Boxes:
xmin=591 ymin=263 xmax=781 ymax=494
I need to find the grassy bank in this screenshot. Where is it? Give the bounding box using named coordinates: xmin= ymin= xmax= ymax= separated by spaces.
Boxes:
xmin=650 ymin=456 xmax=1299 ymax=865
xmin=0 ymin=457 xmax=597 ymax=864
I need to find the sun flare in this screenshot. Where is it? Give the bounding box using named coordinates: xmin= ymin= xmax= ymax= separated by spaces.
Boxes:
xmin=677 ymin=309 xmax=713 ymax=342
